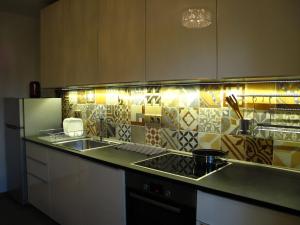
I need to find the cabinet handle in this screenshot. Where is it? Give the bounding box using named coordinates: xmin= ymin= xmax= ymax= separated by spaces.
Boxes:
xmin=27 ymin=156 xmax=47 ymax=166
xmin=27 ymin=172 xmax=48 ymax=184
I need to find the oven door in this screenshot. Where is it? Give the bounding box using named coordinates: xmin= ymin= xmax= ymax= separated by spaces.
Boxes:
xmin=126 ymin=189 xmax=196 ymax=225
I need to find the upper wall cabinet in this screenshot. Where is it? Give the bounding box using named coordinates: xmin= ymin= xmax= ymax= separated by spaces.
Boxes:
xmin=98 ymin=0 xmax=146 ymax=83
xmin=63 ymin=0 xmax=99 ymax=86
xmin=218 ymin=0 xmax=300 ymax=78
xmin=41 ymin=1 xmax=64 ymax=88
xmin=146 ymin=0 xmax=217 ymax=82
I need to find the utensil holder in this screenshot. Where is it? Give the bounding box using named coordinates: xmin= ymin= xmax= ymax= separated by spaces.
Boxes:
xmin=239 ymin=119 xmax=251 ymax=135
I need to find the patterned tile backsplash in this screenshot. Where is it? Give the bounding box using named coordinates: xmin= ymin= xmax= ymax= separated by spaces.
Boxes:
xmin=62 ymin=82 xmax=300 ymax=171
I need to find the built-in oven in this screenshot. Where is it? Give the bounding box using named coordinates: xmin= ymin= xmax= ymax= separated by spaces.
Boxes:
xmin=126 ymin=171 xmax=196 ymax=225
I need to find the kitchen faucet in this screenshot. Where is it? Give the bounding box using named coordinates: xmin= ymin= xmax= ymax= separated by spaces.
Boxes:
xmin=99 ymin=117 xmax=105 ymax=142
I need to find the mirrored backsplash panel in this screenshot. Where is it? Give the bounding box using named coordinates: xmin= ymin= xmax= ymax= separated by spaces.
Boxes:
xmin=62 ymin=81 xmax=300 ymax=171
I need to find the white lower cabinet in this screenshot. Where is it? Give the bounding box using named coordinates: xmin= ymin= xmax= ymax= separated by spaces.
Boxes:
xmin=197 ymin=190 xmax=300 ymax=225
xmin=26 ymin=141 xmax=126 ymax=225
xmin=48 ymin=150 xmax=81 ymax=225
xmin=79 ymin=159 xmax=126 ymax=225
xmin=27 ymin=174 xmax=50 ymax=216
xmin=26 ymin=142 xmax=50 ymax=216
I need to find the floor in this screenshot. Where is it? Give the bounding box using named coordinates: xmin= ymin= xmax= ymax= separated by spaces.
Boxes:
xmin=0 ymin=194 xmax=58 ymax=225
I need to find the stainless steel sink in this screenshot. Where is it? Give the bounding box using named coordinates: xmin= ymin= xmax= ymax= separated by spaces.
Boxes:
xmin=54 ymin=138 xmax=120 ymax=151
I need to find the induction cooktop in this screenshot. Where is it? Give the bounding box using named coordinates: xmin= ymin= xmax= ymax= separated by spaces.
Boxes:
xmin=134 ymin=153 xmax=229 ymax=180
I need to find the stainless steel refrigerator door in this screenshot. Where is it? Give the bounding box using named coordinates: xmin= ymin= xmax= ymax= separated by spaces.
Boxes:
xmin=5 ymin=125 xmax=27 ymax=204
xmin=23 ymin=98 xmax=62 ymax=137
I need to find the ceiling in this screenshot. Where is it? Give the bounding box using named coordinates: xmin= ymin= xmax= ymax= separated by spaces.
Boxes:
xmin=0 ymin=0 xmax=56 ymax=17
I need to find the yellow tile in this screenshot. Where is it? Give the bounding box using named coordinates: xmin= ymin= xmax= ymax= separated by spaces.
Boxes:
xmin=200 ymin=84 xmax=221 ymax=108
xmin=161 ymin=86 xmax=179 ymax=107
xmin=95 ymin=89 xmax=106 ymax=104
xmin=245 ymin=83 xmax=276 ymax=105
xmin=145 ymin=105 xmax=161 ymax=116
xmin=77 ymin=91 xmax=86 ymax=104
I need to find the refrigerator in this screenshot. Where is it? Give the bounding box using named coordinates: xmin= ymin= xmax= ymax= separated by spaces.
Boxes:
xmin=4 ymin=98 xmax=62 ymax=204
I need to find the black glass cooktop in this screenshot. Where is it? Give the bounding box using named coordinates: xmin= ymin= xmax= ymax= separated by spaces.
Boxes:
xmin=135 ymin=153 xmax=229 ymax=180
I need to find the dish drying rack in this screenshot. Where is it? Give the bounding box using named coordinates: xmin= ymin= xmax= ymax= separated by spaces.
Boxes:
xmin=237 ymin=94 xmax=300 ymax=137
xmin=38 ymin=128 xmax=87 ymax=142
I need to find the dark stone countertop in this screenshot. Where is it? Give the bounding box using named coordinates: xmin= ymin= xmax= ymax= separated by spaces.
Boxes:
xmin=25 ymin=136 xmax=300 ymax=216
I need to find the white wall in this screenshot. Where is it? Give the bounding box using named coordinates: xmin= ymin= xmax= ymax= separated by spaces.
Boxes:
xmin=0 ymin=12 xmax=40 ymax=192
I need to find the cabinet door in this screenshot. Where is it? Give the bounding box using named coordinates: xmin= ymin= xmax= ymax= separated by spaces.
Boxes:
xmin=99 ymin=0 xmax=146 ymax=83
xmin=48 ymin=150 xmax=81 ymax=225
xmin=26 ymin=142 xmax=50 ymax=216
xmin=63 ymin=0 xmax=98 ymax=86
xmin=41 ymin=1 xmax=64 ymax=88
xmin=146 ymin=0 xmax=217 ymax=81
xmin=218 ymin=0 xmax=300 ymax=78
xmin=80 ymin=159 xmax=126 ymax=225
xmin=27 ymin=174 xmax=50 ymax=216
xmin=197 ymin=190 xmax=300 ymax=225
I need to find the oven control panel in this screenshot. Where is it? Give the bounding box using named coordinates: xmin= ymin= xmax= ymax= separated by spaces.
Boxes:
xmin=126 ymin=171 xmax=196 ymax=207
xmin=143 ymin=183 xmax=172 ymax=198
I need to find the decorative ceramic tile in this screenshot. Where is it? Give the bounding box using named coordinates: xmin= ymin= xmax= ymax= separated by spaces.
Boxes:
xmin=160 ymin=128 xmax=178 ymax=150
xmin=118 ymin=88 xmax=130 ymax=105
xmin=107 ymin=122 xmax=116 ymax=138
xmin=85 ymin=105 xmax=99 ymax=121
xmin=244 ymin=83 xmax=276 ymax=107
xmin=95 ymin=89 xmax=106 ymax=104
xmin=85 ymin=90 xmax=95 ymax=104
xmin=86 ymin=120 xmax=98 ymax=137
xmin=198 ymin=108 xmax=221 ymax=133
xmin=161 ymin=87 xmax=179 ymax=107
xmin=199 ymin=84 xmax=221 ymax=108
xmin=75 ymin=104 xmax=88 ymax=120
xmin=145 ymin=87 xmax=161 ymax=106
xmin=179 ymin=107 xmax=198 ymax=131
xmin=106 ymin=89 xmax=119 ymax=105
xmin=161 ymin=107 xmax=179 ymax=130
xmin=114 ymin=105 xmax=130 ymax=124
xmin=245 ymin=137 xmax=273 ymax=165
xmin=178 ymin=131 xmax=198 ymax=152
xmin=222 ymin=84 xmax=245 ymax=107
xmin=77 ymin=91 xmax=86 ymax=104
xmin=178 ymin=86 xmax=199 ymax=108
xmin=145 ymin=105 xmax=162 ymax=116
xmin=116 ymin=124 xmax=131 ymax=142
xmin=131 ymin=125 xmax=145 ymax=144
xmin=221 ymin=108 xmax=240 ymax=135
xmin=272 ymin=131 xmax=300 ymax=142
xmin=97 ymin=105 xmax=106 ymax=119
xmin=198 ymin=132 xmax=221 ymax=150
xmin=221 ymin=135 xmax=246 ymax=160
xmin=272 ymin=112 xmax=300 ymax=127
xmin=130 ymin=88 xmax=146 ymax=105
xmin=130 ymin=105 xmax=144 ymax=125
xmin=106 ymin=105 xmax=115 ymax=124
xmin=68 ymin=91 xmax=78 ymax=104
xmin=62 ymin=93 xmax=74 ymax=119
xmin=276 ymin=82 xmax=300 ymax=105
xmin=145 ymin=126 xmax=161 ymax=147
xmin=272 ymin=140 xmax=300 ymax=170
xmin=145 ymin=115 xmax=161 ymax=127
xmin=269 ymin=112 xmax=300 ymax=141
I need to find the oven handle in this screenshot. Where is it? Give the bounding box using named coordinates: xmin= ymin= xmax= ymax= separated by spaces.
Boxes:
xmin=129 ymin=192 xmax=181 ymax=213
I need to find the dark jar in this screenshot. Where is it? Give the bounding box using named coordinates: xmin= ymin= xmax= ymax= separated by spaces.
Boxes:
xmin=29 ymin=81 xmax=41 ymax=98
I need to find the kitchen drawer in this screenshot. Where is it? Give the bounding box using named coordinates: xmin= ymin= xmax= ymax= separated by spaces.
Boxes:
xmin=27 ymin=157 xmax=48 ymax=181
xmin=27 ymin=173 xmax=50 ymax=216
xmin=26 ymin=142 xmax=48 ymax=164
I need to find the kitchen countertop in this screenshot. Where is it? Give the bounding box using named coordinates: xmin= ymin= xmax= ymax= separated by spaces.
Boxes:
xmin=25 ymin=136 xmax=300 ymax=216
